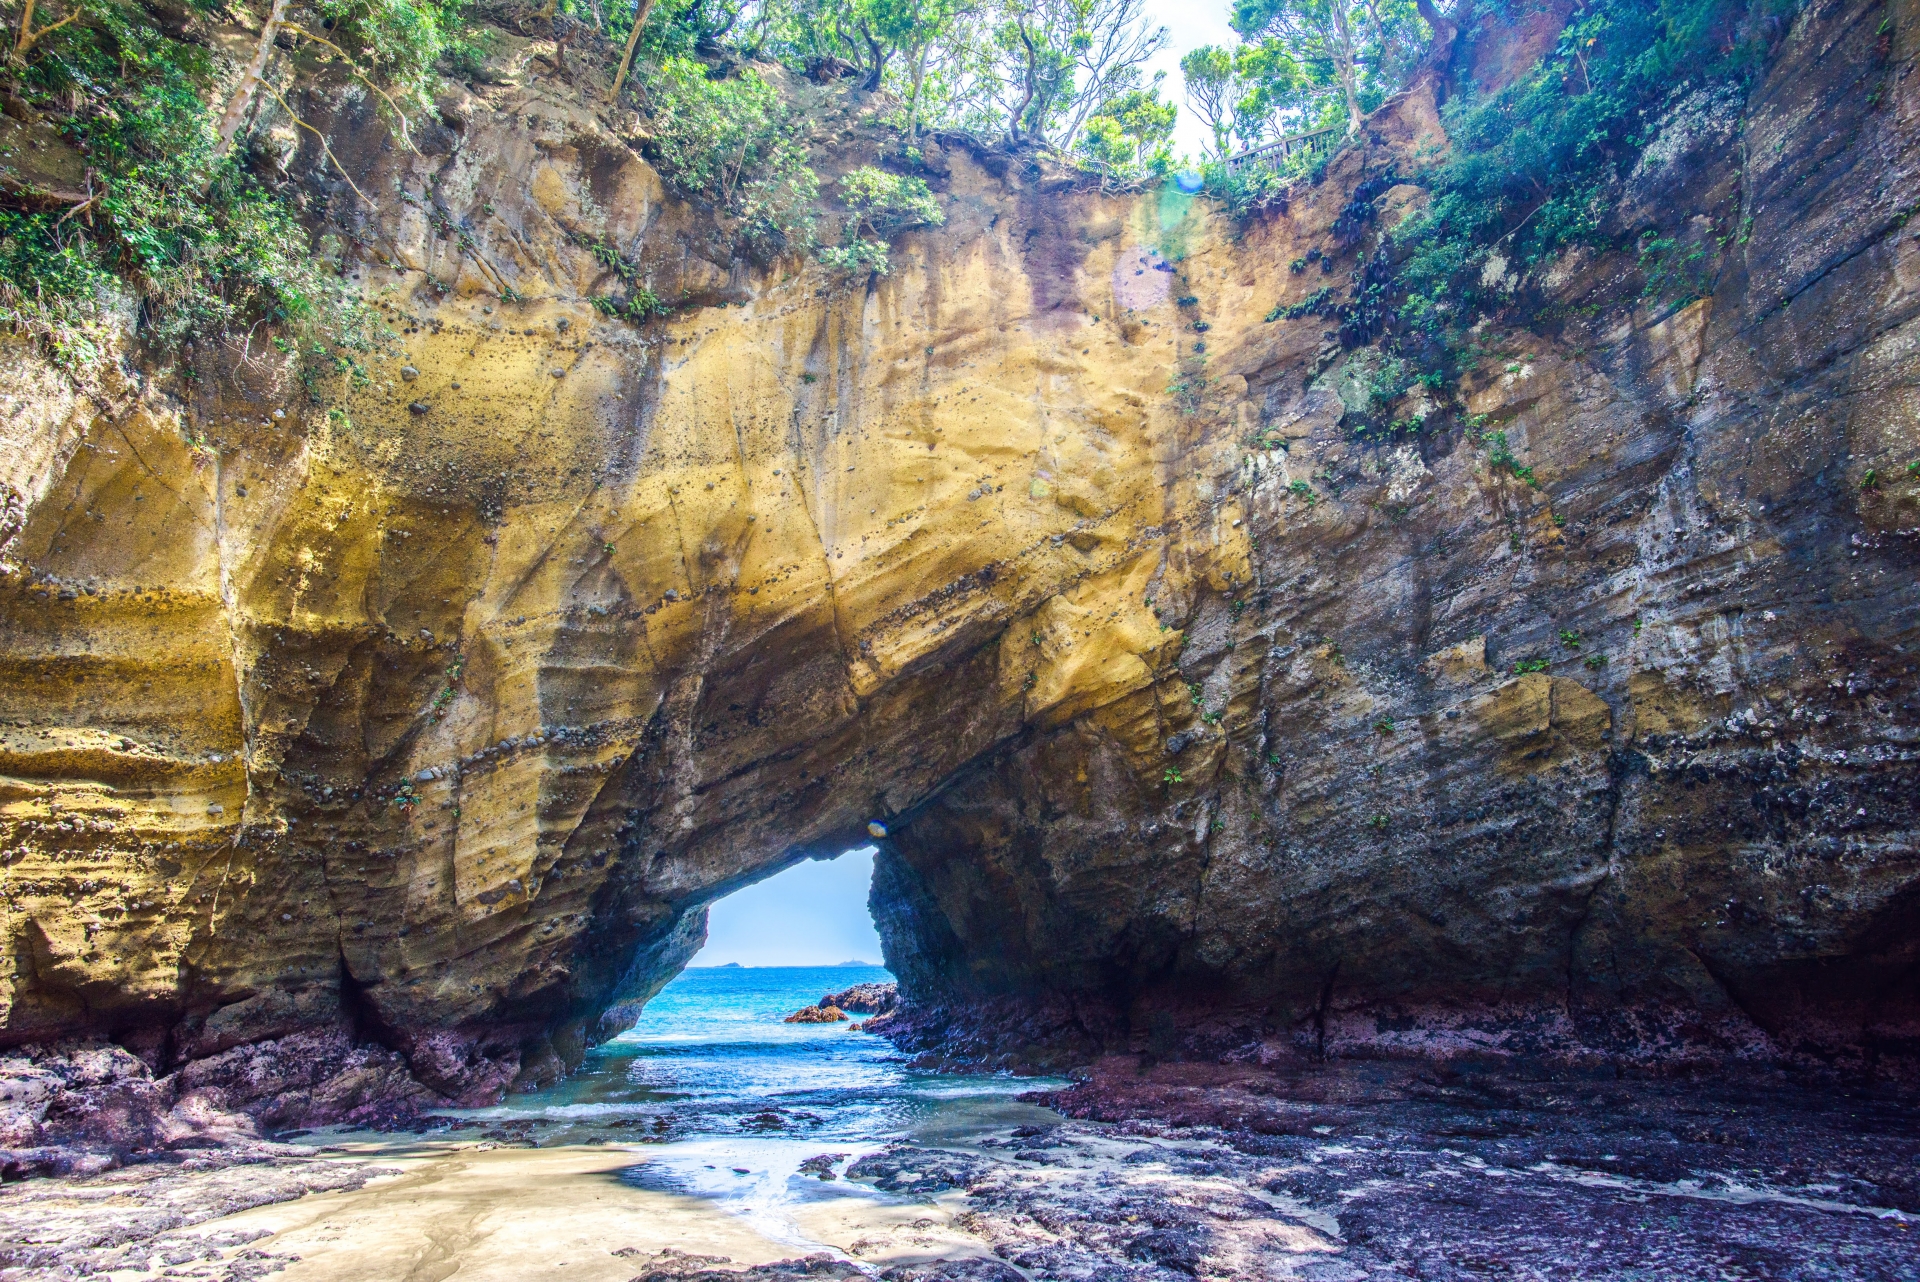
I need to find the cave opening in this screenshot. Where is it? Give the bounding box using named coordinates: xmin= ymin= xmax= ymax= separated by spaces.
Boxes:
xmin=476 ymin=846 xmax=921 ymax=1152
xmin=686 ymin=846 xmax=887 ymax=972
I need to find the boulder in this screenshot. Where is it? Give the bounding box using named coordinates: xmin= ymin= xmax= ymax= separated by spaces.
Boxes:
xmin=818 ymin=982 xmax=898 ymax=1015
xmin=782 ymin=1005 xmax=847 ymax=1024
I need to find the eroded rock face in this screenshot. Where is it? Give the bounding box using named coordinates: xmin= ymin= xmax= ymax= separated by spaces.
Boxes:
xmin=871 ymin=0 xmax=1920 ymax=1074
xmin=0 ymin=0 xmax=1916 ymax=1116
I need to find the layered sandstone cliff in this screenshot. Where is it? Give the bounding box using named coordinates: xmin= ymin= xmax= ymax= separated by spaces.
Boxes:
xmin=1 ymin=0 xmax=1916 ymax=1142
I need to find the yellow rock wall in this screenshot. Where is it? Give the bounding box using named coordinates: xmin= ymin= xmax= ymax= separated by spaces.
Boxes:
xmin=2 ymin=0 xmax=1918 ymax=1094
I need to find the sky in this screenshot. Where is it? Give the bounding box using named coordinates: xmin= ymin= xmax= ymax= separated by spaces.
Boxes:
xmin=1140 ymin=0 xmax=1242 ymax=159
xmin=690 ymin=846 xmax=887 ymax=967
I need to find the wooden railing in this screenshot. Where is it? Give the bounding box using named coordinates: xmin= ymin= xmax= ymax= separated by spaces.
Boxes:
xmin=1225 ymin=125 xmax=1341 ymax=171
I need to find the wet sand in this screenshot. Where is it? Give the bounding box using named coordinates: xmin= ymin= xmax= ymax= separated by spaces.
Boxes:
xmin=0 ymin=1133 xmax=1007 ymax=1282
xmin=8 ymin=1062 xmax=1920 ymax=1282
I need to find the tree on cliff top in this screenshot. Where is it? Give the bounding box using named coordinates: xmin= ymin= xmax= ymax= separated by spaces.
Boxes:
xmin=1077 ymin=75 xmax=1176 ymax=185
xmin=1227 ymin=0 xmax=1427 ymax=138
xmin=1180 ymin=39 xmax=1309 ymax=161
xmin=788 ymin=0 xmax=1166 ymax=151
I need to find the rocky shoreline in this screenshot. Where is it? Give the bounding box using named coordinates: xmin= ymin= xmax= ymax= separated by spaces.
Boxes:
xmin=783 ymin=982 xmax=901 ymax=1027
xmin=1 ymin=1035 xmax=441 ymax=1184
xmin=691 ymin=1058 xmax=1920 ymax=1281
xmin=6 ymin=1044 xmax=1917 ymax=1282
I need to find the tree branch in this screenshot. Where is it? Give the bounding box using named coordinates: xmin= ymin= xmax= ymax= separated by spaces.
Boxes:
xmin=215 ymin=0 xmax=290 ymax=155
xmin=608 ymin=0 xmax=658 ymax=105
xmin=258 ymin=81 xmax=374 ymax=207
xmin=281 ymin=24 xmax=424 ymax=156
xmin=1414 ymin=0 xmax=1459 ymax=42
xmin=11 ymin=0 xmax=88 ymax=65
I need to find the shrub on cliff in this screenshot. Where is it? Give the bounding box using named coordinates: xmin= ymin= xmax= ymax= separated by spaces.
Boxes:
xmin=816 ymin=164 xmax=940 ymax=277
xmin=633 ymin=54 xmax=819 ymax=258
xmin=1393 ymin=0 xmax=1803 ymax=345
xmin=0 ymin=0 xmax=455 ymax=383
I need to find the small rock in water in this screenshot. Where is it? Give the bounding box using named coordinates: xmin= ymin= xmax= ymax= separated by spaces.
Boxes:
xmin=783 ymin=1004 xmax=847 ymax=1024
xmin=797 ymin=1152 xmax=847 ymax=1180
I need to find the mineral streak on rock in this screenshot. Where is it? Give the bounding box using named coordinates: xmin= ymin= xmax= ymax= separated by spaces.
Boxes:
xmin=0 ymin=0 xmax=1917 ymax=1130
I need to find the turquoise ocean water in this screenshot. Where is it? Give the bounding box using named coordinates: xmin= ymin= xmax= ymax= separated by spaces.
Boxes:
xmin=451 ymin=964 xmax=1062 ymax=1245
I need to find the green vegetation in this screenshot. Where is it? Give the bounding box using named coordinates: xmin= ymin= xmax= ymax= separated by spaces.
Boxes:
xmin=633 ymin=54 xmax=818 ymax=260
xmin=391 ymin=780 xmax=420 ymax=813
xmin=0 ymin=0 xmax=453 ymax=379
xmin=1393 ymin=0 xmax=1800 ymax=356
xmin=1176 ymin=0 xmax=1809 ymax=458
xmin=1077 ymin=82 xmax=1177 ymax=187
xmin=1267 ymin=284 xmax=1334 ymax=321
xmin=716 ymin=0 xmax=1177 ymax=151
xmin=591 ymin=288 xmax=671 ymax=322
xmin=579 ymin=232 xmax=675 ymax=321
xmin=1178 ymin=0 xmax=1426 ymax=209
xmin=1484 ymin=431 xmax=1537 ymax=486
xmin=0 ymin=0 xmax=976 ymax=373
xmin=1229 ymin=0 xmax=1427 ymax=136
xmin=2 ymin=0 xmax=1812 ymax=466
xmin=817 ymin=164 xmax=942 ymax=277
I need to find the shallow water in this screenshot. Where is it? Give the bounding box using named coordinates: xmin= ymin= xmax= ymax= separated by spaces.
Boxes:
xmin=447 ymin=965 xmax=1064 ymax=1247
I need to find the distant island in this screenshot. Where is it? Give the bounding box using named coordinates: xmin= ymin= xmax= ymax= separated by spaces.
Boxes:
xmin=714 ymin=962 xmax=742 ymax=968
xmin=836 ymin=959 xmax=878 ymax=967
